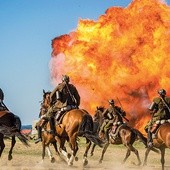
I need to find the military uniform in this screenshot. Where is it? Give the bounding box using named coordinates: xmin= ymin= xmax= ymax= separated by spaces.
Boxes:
xmin=46 ymin=81 xmax=80 ymax=118
xmin=145 ymin=96 xmax=170 ymax=132
xmin=0 ymin=88 xmax=5 ymax=111
xmin=145 ymin=89 xmax=170 ymax=148
xmin=100 ymin=100 xmax=126 ymax=141
xmin=35 ymin=75 xmax=80 ymax=144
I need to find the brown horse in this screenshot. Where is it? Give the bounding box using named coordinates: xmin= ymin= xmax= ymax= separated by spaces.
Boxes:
xmin=90 ymin=106 xmax=159 ymax=165
xmin=36 ymin=90 xmax=60 ymax=163
xmin=0 ymin=110 xmax=29 ymax=160
xmin=38 ymin=91 xmax=103 ymax=166
xmin=143 ymin=122 xmax=170 ymax=170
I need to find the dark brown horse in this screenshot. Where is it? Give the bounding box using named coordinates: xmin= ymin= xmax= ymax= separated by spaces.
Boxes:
xmin=38 ymin=91 xmax=103 ymax=166
xmin=0 ymin=110 xmax=29 ymax=160
xmin=91 ymin=106 xmax=158 ymax=165
xmin=143 ymin=122 xmax=170 ymax=170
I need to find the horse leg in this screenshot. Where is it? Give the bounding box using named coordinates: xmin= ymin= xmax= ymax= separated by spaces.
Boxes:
xmin=83 ymin=138 xmax=91 ymax=166
xmin=90 ymin=143 xmax=96 ymax=156
xmin=99 ymin=142 xmax=109 ymax=163
xmin=52 ymin=141 xmax=60 ymax=156
xmin=127 ymin=144 xmax=141 ymax=166
xmin=56 ymin=137 xmax=70 ymax=162
xmin=41 ymin=141 xmax=46 ymax=162
xmin=122 ymin=148 xmax=131 ymax=164
xmin=160 ymin=147 xmax=165 ymax=170
xmin=8 ymin=136 xmax=16 ymax=161
xmin=68 ymin=134 xmax=79 ymax=166
xmin=46 ymin=145 xmax=55 ymax=163
xmin=143 ymin=148 xmax=151 ymax=166
xmin=0 ymin=134 xmax=5 ymax=158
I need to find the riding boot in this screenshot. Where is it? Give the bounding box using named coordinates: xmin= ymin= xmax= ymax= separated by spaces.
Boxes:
xmin=49 ymin=117 xmax=56 ymax=135
xmin=105 ymin=130 xmax=110 ymax=142
xmin=35 ymin=126 xmax=42 ymax=144
xmin=147 ymin=130 xmax=153 ymax=148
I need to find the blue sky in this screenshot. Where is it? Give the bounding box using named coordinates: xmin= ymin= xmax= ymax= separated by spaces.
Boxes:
xmin=0 ymin=0 xmax=169 ymax=125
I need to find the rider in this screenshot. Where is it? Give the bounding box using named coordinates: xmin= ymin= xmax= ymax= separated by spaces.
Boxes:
xmin=145 ymin=89 xmax=170 ymax=148
xmin=99 ymin=99 xmax=126 ymax=141
xmin=35 ymin=75 xmax=80 ymax=143
xmin=0 ymin=88 xmax=7 ymax=111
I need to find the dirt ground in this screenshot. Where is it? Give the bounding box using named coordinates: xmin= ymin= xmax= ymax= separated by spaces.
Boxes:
xmin=0 ymin=138 xmax=170 ymax=170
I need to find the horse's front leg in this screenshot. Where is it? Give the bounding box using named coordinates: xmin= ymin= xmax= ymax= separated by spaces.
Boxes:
xmin=52 ymin=141 xmax=60 ymax=156
xmin=99 ymin=142 xmax=109 ymax=163
xmin=46 ymin=145 xmax=55 ymax=163
xmin=8 ymin=136 xmax=16 ymax=161
xmin=55 ymin=136 xmax=69 ymax=162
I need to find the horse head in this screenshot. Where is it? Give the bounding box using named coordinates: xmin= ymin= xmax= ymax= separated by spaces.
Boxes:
xmin=39 ymin=90 xmax=51 ymax=117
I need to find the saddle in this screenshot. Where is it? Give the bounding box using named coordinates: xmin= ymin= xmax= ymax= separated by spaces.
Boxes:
xmin=109 ymin=123 xmax=127 ymax=140
xmin=0 ymin=110 xmax=10 ymax=118
xmin=151 ymin=119 xmax=170 ymax=139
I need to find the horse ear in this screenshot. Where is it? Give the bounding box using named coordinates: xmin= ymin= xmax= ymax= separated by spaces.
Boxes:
xmin=43 ymin=89 xmax=45 ymax=94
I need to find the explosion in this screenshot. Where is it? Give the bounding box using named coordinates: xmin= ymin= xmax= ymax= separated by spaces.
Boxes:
xmin=50 ymin=0 xmax=170 ymax=133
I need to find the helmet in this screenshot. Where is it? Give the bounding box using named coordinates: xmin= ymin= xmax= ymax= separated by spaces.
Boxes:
xmin=108 ymin=99 xmax=114 ymax=104
xmin=62 ymin=75 xmax=70 ymax=83
xmin=158 ymin=89 xmax=166 ymax=96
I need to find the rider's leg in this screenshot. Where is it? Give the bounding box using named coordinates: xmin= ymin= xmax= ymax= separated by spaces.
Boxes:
xmin=49 ymin=116 xmax=56 ymax=135
xmin=35 ymin=126 xmax=42 ymax=144
xmin=147 ymin=126 xmax=153 ymax=148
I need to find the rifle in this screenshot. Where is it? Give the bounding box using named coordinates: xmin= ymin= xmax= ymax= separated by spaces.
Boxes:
xmin=116 ymin=97 xmax=129 ymax=122
xmin=1 ymin=100 xmax=9 ymax=111
xmin=64 ymin=81 xmax=78 ymax=107
xmin=160 ymin=96 xmax=170 ymax=113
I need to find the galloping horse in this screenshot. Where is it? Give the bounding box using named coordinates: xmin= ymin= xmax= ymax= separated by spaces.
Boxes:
xmin=38 ymin=90 xmax=103 ymax=166
xmin=143 ymin=122 xmax=170 ymax=170
xmin=91 ymin=106 xmax=158 ymax=165
xmin=37 ymin=90 xmax=60 ymax=163
xmin=0 ymin=110 xmax=29 ymax=160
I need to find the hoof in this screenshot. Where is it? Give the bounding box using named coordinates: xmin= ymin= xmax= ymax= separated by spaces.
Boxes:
xmin=67 ymin=153 xmax=71 ymax=159
xmin=99 ymin=160 xmax=102 ymax=164
xmin=51 ymin=157 xmax=56 ymax=163
xmin=68 ymin=162 xmax=73 ymax=166
xmin=75 ymin=157 xmax=78 ymax=161
xmin=83 ymin=159 xmax=88 ymax=166
xmin=8 ymin=155 xmax=12 ymax=161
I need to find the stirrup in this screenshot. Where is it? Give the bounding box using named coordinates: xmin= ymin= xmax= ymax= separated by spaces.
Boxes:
xmin=34 ymin=138 xmax=42 ymax=144
xmin=147 ymin=142 xmax=153 ymax=148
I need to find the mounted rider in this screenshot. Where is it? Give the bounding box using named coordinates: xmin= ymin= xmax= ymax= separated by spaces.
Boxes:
xmin=99 ymin=99 xmax=127 ymax=141
xmin=145 ymin=89 xmax=170 ymax=148
xmin=0 ymin=88 xmax=8 ymax=111
xmin=35 ymin=75 xmax=80 ymax=143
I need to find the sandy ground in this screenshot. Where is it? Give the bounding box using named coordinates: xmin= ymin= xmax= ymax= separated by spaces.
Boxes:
xmin=0 ymin=138 xmax=170 ymax=170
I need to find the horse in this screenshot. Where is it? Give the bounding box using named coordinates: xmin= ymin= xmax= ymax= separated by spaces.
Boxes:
xmin=0 ymin=110 xmax=29 ymax=160
xmin=36 ymin=90 xmax=60 ymax=163
xmin=90 ymin=106 xmax=159 ymax=165
xmin=37 ymin=90 xmax=103 ymax=166
xmin=143 ymin=122 xmax=170 ymax=170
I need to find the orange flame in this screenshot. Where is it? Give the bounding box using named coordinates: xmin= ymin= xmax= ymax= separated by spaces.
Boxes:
xmin=50 ymin=0 xmax=170 ymax=134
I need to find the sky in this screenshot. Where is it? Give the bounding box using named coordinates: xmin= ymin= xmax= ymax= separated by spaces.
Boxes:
xmin=0 ymin=0 xmax=170 ymax=125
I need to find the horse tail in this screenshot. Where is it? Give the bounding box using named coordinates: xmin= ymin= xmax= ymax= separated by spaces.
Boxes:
xmin=132 ymin=128 xmax=147 ymax=146
xmin=14 ymin=115 xmax=30 ymax=147
xmin=78 ymin=114 xmax=103 ymax=147
xmin=15 ymin=131 xmax=30 ymax=147
xmin=132 ymin=128 xmax=159 ymax=154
